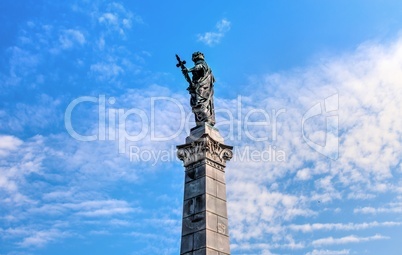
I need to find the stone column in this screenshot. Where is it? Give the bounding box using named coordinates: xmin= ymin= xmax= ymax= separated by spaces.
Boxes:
xmin=177 ymin=123 xmax=233 ymax=255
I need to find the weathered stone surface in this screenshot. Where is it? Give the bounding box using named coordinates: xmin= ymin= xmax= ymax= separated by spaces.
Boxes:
xmin=193 ymin=248 xmax=219 ymax=255
xmin=204 ymin=229 xmax=230 ymax=254
xmin=206 ymin=176 xmax=217 ymax=197
xmin=184 ymin=177 xmax=206 ymax=200
xmin=205 ymin=211 xmax=218 ymax=232
xmin=217 ymin=216 xmax=229 ymax=236
xmin=181 ymin=234 xmax=194 ymax=253
xmin=186 ymin=123 xmax=224 ymax=144
xmin=193 ymin=230 xmax=207 ymax=250
xmin=205 ymin=164 xmax=217 ymax=180
xmin=216 ymin=181 xmax=226 ymax=201
xmin=216 ymin=233 xmax=230 ymax=254
xmin=215 ymin=169 xmax=226 ymax=184
xmin=182 ymin=211 xmax=206 ymax=236
xmin=183 ymin=195 xmax=205 ymax=218
xmin=205 ymin=194 xmax=228 ymax=218
xmin=178 ymin=127 xmax=232 ymax=255
xmin=205 ymin=229 xmax=218 ymax=251
xmin=214 ymin=198 xmax=228 ymax=218
xmin=186 ymin=164 xmax=206 ymax=183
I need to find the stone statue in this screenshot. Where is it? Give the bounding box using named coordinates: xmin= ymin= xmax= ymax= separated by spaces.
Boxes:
xmin=176 ymin=52 xmax=216 ymax=126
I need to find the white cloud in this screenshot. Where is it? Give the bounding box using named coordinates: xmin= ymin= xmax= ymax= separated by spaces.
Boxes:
xmin=198 ymin=18 xmax=231 ymax=46
xmin=59 ymin=29 xmax=86 ymax=49
xmin=72 ymin=200 xmax=137 ymax=217
xmin=0 ymin=135 xmax=23 ymax=157
xmin=228 ymin=181 xmax=315 ymax=242
xmin=90 ymin=62 xmax=124 ymax=80
xmin=347 ymin=191 xmax=376 ymax=200
xmin=222 ymin=36 xmax=402 ymax=250
xmin=0 ymin=94 xmax=62 ymax=133
xmin=296 ymin=168 xmax=311 ymax=180
xmin=4 ymin=46 xmax=40 ymax=86
xmin=18 ymin=228 xmax=70 ymax=248
xmin=97 ymin=2 xmax=141 ymax=36
xmin=312 ymin=234 xmax=389 ymax=246
xmin=0 ymin=135 xmax=45 ymax=205
xmin=306 ymin=249 xmax=350 ymax=255
xmin=289 ymin=221 xmax=402 ymax=232
xmin=99 ymin=13 xmax=119 ymax=26
xmin=354 ymin=202 xmax=402 ymax=214
xmin=217 ymin=19 xmax=231 ymax=33
xmin=1 ymin=226 xmax=71 ymax=249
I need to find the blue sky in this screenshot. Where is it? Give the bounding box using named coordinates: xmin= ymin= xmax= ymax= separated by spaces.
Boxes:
xmin=1 ymin=1 xmax=402 ymax=254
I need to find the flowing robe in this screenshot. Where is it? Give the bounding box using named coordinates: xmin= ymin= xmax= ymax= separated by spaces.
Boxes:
xmin=188 ymin=60 xmax=215 ymax=126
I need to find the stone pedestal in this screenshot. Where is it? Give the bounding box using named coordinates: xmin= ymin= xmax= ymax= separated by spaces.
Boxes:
xmin=177 ymin=123 xmax=233 ymax=255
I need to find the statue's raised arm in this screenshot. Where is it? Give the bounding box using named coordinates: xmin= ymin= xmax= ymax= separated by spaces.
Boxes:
xmin=176 ymin=52 xmax=215 ymax=127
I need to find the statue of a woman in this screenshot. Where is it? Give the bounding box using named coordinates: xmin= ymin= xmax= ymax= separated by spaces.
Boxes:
xmin=176 ymin=52 xmax=216 ymax=126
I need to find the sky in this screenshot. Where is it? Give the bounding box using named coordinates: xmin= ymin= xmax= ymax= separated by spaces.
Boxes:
xmin=1 ymin=0 xmax=402 ymax=254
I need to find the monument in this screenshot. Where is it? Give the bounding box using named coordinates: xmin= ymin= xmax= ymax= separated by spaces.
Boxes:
xmin=176 ymin=52 xmax=233 ymax=255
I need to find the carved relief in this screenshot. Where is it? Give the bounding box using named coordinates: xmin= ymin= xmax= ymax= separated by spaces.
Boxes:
xmin=183 ymin=212 xmax=206 ymax=235
xmin=186 ymin=165 xmax=205 ymax=182
xmin=205 ymin=159 xmax=224 ymax=171
xmin=218 ymin=223 xmax=226 ymax=234
xmin=186 ymin=168 xmax=197 ymax=181
xmin=177 ymin=135 xmax=233 ymax=167
xmin=183 ymin=195 xmax=205 ymax=218
xmin=205 ymin=137 xmax=233 ymax=164
xmin=189 ymin=197 xmax=195 ymax=214
xmin=177 ymin=141 xmax=206 ymax=167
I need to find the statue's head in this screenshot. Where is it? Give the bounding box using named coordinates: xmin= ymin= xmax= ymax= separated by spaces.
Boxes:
xmin=192 ymin=51 xmax=204 ymax=62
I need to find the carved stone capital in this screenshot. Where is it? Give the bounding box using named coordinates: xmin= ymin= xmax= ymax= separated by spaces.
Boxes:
xmin=177 ymin=135 xmax=233 ymax=167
